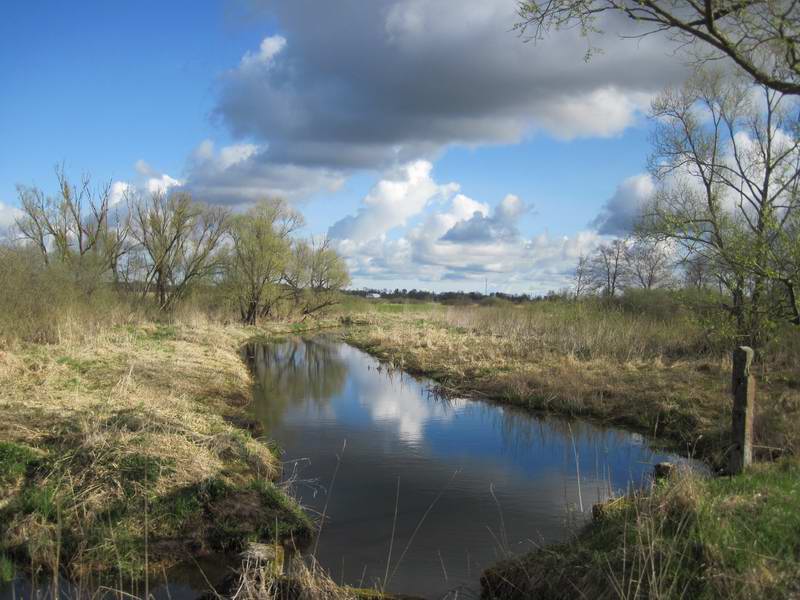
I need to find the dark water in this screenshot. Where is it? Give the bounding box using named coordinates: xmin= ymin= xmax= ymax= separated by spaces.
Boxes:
xmin=243 ymin=337 xmax=691 ymax=598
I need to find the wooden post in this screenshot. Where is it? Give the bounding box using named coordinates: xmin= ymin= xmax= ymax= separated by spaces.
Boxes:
xmin=730 ymin=346 xmax=755 ymax=475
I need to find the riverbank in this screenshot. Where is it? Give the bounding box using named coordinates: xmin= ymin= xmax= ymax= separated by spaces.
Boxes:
xmin=0 ymin=320 xmax=314 ymax=588
xmin=342 ymin=306 xmax=799 ymax=466
xmin=340 ymin=303 xmax=800 ymax=599
xmin=481 ymin=457 xmax=800 ymax=599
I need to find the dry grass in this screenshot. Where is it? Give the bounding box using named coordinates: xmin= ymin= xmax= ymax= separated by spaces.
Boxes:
xmin=231 ymin=555 xmax=402 ymax=600
xmin=0 ymin=317 xmax=313 ymax=582
xmin=343 ymin=304 xmax=800 ymax=465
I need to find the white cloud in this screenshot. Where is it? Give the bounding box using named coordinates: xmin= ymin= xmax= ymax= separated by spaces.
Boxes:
xmin=533 ymin=88 xmax=653 ymax=140
xmin=330 ymin=161 xmax=600 ymax=293
xmin=591 ymin=173 xmax=655 ymax=235
xmin=146 ymin=173 xmax=183 ymax=195
xmin=218 ymin=143 xmax=259 ymax=170
xmin=329 ymin=160 xmax=459 ymax=243
xmin=441 ymin=193 xmax=529 ymax=243
xmin=240 ymin=35 xmax=287 ymax=69
xmin=0 ymin=200 xmax=23 ymax=230
xmin=109 ymin=181 xmax=132 ymax=205
xmin=180 ymin=139 xmax=343 ymax=205
xmin=134 ymin=160 xmax=183 ymax=195
xmin=191 ymin=139 xmax=259 ymax=171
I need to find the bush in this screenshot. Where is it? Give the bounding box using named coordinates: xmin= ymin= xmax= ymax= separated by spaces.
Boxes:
xmin=0 ymin=244 xmax=139 ymax=346
xmin=616 ymin=288 xmax=688 ymax=321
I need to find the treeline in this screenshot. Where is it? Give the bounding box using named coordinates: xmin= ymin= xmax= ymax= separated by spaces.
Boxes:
xmin=345 ymin=288 xmax=535 ymax=304
xmin=1 ymin=169 xmax=349 ymax=342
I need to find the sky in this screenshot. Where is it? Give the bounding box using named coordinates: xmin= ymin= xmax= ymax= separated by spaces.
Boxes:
xmin=0 ymin=0 xmax=690 ymax=294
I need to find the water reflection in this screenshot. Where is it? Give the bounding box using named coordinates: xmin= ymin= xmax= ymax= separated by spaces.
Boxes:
xmin=245 ymin=338 xmax=688 ymax=599
xmin=243 ymin=338 xmax=347 ymax=429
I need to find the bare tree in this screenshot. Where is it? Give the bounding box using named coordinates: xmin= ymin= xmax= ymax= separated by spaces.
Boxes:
xmin=15 ymin=167 xmax=130 ymax=292
xmin=130 ymin=191 xmax=229 ymax=311
xmin=573 ymin=252 xmax=592 ymax=297
xmin=624 ymin=238 xmax=674 ymax=289
xmin=517 ymin=0 xmax=800 ymax=95
xmin=681 ymin=252 xmax=714 ymax=288
xmin=589 ymin=238 xmax=628 ymax=297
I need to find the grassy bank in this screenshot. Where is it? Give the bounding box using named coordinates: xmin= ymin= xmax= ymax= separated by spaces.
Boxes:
xmin=0 ymin=319 xmax=314 ymax=586
xmin=481 ymin=459 xmax=800 ymax=599
xmin=343 ymin=301 xmax=800 ymax=466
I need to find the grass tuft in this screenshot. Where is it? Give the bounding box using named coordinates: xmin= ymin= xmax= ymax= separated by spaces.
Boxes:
xmin=0 ymin=554 xmax=14 ymax=584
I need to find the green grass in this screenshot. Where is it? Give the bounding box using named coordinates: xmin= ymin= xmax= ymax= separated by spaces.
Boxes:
xmin=18 ymin=482 xmax=60 ymax=521
xmin=251 ymin=479 xmax=315 ymax=540
xmin=0 ymin=441 xmax=38 ymax=486
xmin=118 ymin=454 xmax=175 ymax=495
xmin=370 ymin=301 xmax=441 ymax=314
xmin=482 ymin=459 xmax=800 ymax=600
xmin=199 ymin=478 xmax=314 ymax=552
xmin=699 ymin=460 xmax=800 ymax=576
xmin=0 ymin=554 xmax=14 ymax=584
xmin=121 ymin=323 xmax=178 ymax=352
xmin=55 ymin=355 xmax=97 ymax=374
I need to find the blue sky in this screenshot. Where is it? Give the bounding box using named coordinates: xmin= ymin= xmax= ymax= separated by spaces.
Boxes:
xmin=0 ymin=0 xmax=686 ymax=293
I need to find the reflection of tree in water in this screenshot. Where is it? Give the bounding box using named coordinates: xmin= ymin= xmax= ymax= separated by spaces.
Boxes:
xmin=243 ymin=338 xmax=347 ymax=430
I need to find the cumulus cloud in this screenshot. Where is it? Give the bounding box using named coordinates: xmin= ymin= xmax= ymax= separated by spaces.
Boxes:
xmin=591 ymin=173 xmax=655 ymax=235
xmin=176 ymin=0 xmax=688 ymax=205
xmin=181 ymin=140 xmax=345 ymax=205
xmin=0 ymin=200 xmax=23 ymax=231
xmin=330 ymin=161 xmax=599 ymax=293
xmin=240 ymin=35 xmax=287 ymax=70
xmin=329 ymin=160 xmax=458 ymax=242
xmin=441 ymin=194 xmax=529 ymax=243
xmin=109 ymin=181 xmax=133 ymax=205
xmin=135 ymin=160 xmax=183 ymax=195
xmin=216 ymin=2 xmax=682 ymax=169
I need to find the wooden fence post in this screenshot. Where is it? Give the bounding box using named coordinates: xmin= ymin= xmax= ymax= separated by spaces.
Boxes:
xmin=730 ymin=346 xmax=755 ymax=475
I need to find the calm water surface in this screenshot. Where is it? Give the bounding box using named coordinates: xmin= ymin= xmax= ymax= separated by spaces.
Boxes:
xmin=243 ymin=337 xmax=688 ymax=598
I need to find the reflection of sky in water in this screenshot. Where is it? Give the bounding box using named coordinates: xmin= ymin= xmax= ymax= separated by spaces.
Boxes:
xmin=245 ymin=338 xmax=689 ymax=599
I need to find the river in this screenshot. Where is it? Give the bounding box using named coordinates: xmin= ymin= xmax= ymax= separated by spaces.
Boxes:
xmin=242 ymin=336 xmax=690 ymax=598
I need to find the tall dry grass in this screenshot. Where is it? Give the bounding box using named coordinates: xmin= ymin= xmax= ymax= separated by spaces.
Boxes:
xmin=436 ymin=299 xmax=707 ymax=363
